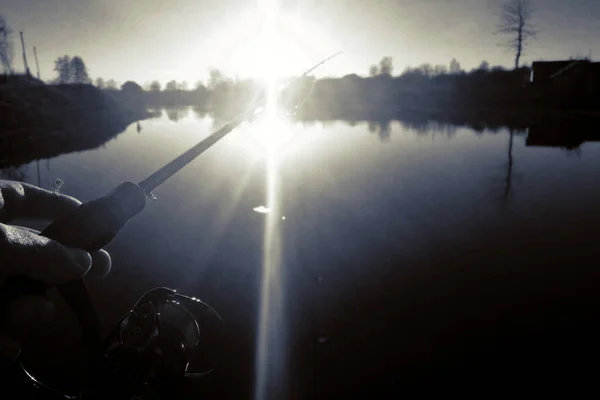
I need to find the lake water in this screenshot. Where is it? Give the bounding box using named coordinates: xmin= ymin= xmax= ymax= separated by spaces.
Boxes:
xmin=3 ymin=108 xmax=600 ymax=397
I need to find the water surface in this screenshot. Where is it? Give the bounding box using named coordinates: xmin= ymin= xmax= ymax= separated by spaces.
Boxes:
xmin=3 ymin=108 xmax=600 ymax=397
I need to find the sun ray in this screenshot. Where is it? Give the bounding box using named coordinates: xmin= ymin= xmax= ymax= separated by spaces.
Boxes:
xmin=253 ymin=2 xmax=289 ymax=398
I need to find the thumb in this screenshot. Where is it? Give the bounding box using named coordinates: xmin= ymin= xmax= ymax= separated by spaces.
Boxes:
xmin=0 ymin=223 xmax=91 ymax=286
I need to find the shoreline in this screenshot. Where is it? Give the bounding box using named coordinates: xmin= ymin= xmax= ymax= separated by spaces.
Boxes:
xmin=0 ymin=84 xmax=152 ymax=168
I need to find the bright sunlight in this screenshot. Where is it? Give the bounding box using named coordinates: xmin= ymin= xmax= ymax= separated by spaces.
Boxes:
xmin=208 ymin=0 xmax=331 ymax=82
xmin=252 ymin=2 xmax=292 ymax=399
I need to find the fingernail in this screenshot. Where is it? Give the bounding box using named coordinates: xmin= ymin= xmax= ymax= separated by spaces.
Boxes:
xmin=70 ymin=249 xmax=92 ymax=272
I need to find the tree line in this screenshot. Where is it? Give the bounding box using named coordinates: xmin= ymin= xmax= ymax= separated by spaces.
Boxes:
xmin=1 ymin=0 xmax=538 ymax=78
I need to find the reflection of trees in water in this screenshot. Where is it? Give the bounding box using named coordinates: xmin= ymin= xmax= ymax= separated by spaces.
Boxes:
xmin=290 ymin=107 xmax=560 ymax=143
xmin=192 ymin=106 xmax=208 ymax=120
xmin=500 ymin=128 xmax=530 ymax=205
xmin=368 ymin=120 xmax=391 ymax=141
xmin=0 ymin=165 xmax=28 ymax=181
xmin=398 ymin=120 xmax=458 ymax=139
xmin=503 ymin=129 xmax=514 ymax=203
xmin=165 ymin=108 xmax=188 ymax=122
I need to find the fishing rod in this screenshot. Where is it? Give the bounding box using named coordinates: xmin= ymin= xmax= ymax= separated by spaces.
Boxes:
xmin=1 ymin=51 xmax=342 ymax=399
xmin=2 ymin=50 xmax=343 ymax=300
xmin=278 ymin=51 xmax=343 ymax=91
xmin=277 ymin=51 xmax=343 ymax=111
xmin=138 ymin=51 xmax=342 ymax=195
xmin=300 ymin=51 xmax=343 ymax=77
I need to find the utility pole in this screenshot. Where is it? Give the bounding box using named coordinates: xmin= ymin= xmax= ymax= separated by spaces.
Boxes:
xmin=33 ymin=46 xmax=40 ymax=79
xmin=20 ymin=31 xmax=31 ymax=77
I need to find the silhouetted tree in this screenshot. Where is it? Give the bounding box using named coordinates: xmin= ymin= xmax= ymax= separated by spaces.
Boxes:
xmin=95 ymin=77 xmax=105 ymax=89
xmin=177 ymin=81 xmax=188 ymax=91
xmin=478 ymin=60 xmax=490 ymax=71
xmin=449 ymin=58 xmax=462 ymax=74
xmin=207 ymin=69 xmax=224 ymax=90
xmin=121 ymin=81 xmax=142 ymax=94
xmin=53 ymin=55 xmax=71 ymax=83
xmin=417 ymin=63 xmax=433 ymax=77
xmin=150 ymin=80 xmax=161 ymax=91
xmin=53 ymin=55 xmax=90 ymax=83
xmin=379 ymin=57 xmax=393 ymax=77
xmin=369 ymin=65 xmax=379 ymax=77
xmin=194 ymin=81 xmax=206 ymax=90
xmin=0 ymin=15 xmax=13 ymax=73
xmin=70 ymin=56 xmax=91 ymax=83
xmin=105 ymin=79 xmax=118 ymax=90
xmin=433 ymin=65 xmax=448 ymax=76
xmin=498 ymin=0 xmax=537 ymax=69
xmin=165 ymin=80 xmax=177 ymax=91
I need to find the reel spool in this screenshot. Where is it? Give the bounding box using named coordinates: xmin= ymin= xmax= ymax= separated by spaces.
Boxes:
xmin=19 ymin=287 xmax=224 ymax=399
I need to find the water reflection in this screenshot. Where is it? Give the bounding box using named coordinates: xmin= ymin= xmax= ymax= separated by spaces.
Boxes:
xmin=0 ymin=165 xmax=28 ymax=181
xmin=0 ymin=111 xmax=161 ymax=169
xmin=292 ymin=107 xmax=531 ymax=139
xmin=3 ymin=106 xmax=599 ymax=173
xmin=2 ymin=105 xmax=600 ymax=397
xmin=504 ymin=129 xmax=515 ymax=203
xmin=526 ymin=117 xmax=600 ymax=150
xmin=166 ymin=108 xmax=188 ymax=122
xmin=367 ymin=120 xmax=391 ymax=141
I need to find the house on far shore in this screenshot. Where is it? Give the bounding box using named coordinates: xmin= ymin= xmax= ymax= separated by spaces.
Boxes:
xmin=530 ymin=60 xmax=600 ymax=110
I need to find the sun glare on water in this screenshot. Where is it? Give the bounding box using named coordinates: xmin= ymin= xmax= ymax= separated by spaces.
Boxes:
xmin=249 ymin=1 xmax=300 ymax=399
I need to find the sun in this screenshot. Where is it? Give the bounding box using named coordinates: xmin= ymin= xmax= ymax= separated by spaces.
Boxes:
xmin=239 ymin=33 xmax=307 ymax=81
xmin=207 ymin=1 xmax=331 ymax=83
xmin=225 ymin=1 xmax=307 ymax=154
xmin=202 ymin=0 xmax=338 ymax=155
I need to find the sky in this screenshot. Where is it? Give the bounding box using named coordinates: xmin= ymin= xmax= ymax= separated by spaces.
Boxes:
xmin=2 ymin=0 xmax=600 ymax=86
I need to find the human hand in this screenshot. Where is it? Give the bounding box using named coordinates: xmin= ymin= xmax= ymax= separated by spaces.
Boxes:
xmin=0 ymin=180 xmax=111 ymax=363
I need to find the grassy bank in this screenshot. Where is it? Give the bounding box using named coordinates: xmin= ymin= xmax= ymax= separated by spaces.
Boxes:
xmin=0 ymin=83 xmax=151 ymax=168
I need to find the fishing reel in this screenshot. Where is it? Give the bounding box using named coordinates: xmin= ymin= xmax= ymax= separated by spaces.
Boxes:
xmin=19 ymin=287 xmax=224 ymax=400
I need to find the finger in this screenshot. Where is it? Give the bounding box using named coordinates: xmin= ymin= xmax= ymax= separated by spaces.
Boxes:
xmin=0 ymin=224 xmax=91 ymax=285
xmin=8 ymin=227 xmax=111 ymax=279
xmin=0 ymin=181 xmax=81 ymax=223
xmin=88 ymin=250 xmax=112 ymax=278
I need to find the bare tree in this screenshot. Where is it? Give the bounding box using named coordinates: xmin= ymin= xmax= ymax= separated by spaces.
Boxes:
xmin=54 ymin=55 xmax=71 ymax=83
xmin=95 ymin=77 xmax=105 ymax=89
xmin=497 ymin=0 xmax=537 ymax=69
xmin=0 ymin=15 xmax=13 ymax=73
xmin=53 ymin=55 xmax=90 ymax=83
xmin=70 ymin=56 xmax=91 ymax=83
